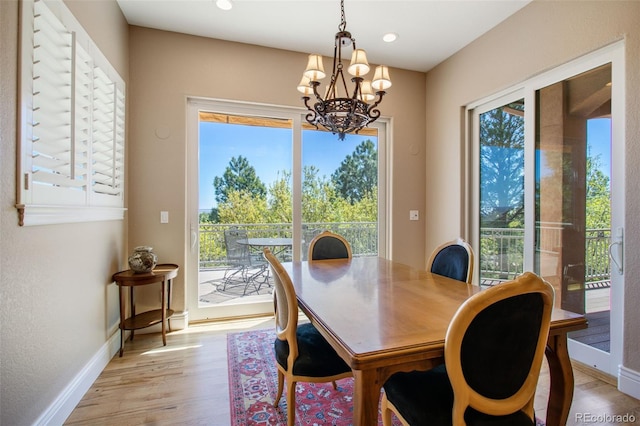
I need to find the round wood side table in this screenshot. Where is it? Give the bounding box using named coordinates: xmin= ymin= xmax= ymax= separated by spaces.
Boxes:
xmin=112 ymin=263 xmax=179 ymax=356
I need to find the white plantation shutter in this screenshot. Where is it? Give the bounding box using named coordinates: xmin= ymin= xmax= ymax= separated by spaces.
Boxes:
xmin=18 ymin=0 xmax=126 ymax=225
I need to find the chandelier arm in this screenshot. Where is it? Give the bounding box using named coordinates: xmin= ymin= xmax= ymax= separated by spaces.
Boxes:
xmin=366 ymin=91 xmax=386 ymax=121
xmin=302 ymin=97 xmax=319 ymax=128
xmin=351 ymin=77 xmax=363 ymax=100
xmin=310 ymin=81 xmax=324 ymax=102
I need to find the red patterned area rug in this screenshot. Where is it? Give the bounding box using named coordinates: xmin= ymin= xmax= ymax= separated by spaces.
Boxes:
xmin=227 ymin=328 xmax=545 ymax=426
xmin=227 ymin=328 xmax=401 ymax=425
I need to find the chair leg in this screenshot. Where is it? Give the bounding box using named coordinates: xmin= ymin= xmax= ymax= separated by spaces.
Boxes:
xmin=286 ymin=379 xmax=296 ymax=426
xmin=331 ymin=380 xmax=338 ymax=390
xmin=274 ymin=370 xmax=284 ymax=406
xmin=381 ymin=392 xmax=393 ymax=426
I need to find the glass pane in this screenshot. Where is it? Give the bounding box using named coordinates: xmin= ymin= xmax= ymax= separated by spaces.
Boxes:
xmin=479 ymin=100 xmax=525 ymax=287
xmin=535 ymin=64 xmax=612 ymax=352
xmin=198 ymin=112 xmax=292 ymax=307
xmin=301 ymin=127 xmax=378 ymax=259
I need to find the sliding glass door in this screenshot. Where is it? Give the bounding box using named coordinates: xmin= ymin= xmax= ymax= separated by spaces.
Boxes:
xmin=186 ymin=99 xmax=388 ymax=321
xmin=470 ymin=43 xmax=624 ymax=376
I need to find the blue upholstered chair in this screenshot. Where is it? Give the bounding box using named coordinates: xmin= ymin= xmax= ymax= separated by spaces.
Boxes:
xmin=427 ymin=238 xmax=475 ymax=284
xmin=381 ymin=272 xmax=554 ymax=426
xmin=263 ymin=248 xmax=352 ymax=426
xmin=308 ymin=230 xmax=352 ymax=261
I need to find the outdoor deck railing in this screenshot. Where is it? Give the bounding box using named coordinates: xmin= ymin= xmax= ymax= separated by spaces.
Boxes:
xmin=199 ymin=222 xmax=377 ymax=268
xmin=480 ymin=226 xmax=611 ymax=287
xmin=200 ymin=222 xmax=611 ymax=287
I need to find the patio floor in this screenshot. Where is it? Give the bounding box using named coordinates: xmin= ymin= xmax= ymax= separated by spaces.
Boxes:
xmin=199 ymin=267 xmax=273 ymax=306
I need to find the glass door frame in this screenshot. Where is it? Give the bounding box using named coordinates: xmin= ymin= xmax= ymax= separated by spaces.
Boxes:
xmin=186 ymin=97 xmax=390 ymax=321
xmin=467 ymin=41 xmax=625 ymax=377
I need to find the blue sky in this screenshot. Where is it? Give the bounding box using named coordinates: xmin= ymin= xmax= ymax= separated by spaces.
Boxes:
xmin=200 ymin=118 xmax=610 ymax=210
xmin=587 ymin=117 xmax=611 ymax=173
xmin=199 ymin=122 xmax=375 ymax=210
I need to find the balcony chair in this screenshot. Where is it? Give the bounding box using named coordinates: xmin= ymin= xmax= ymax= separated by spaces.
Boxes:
xmin=427 ymin=238 xmax=475 ymax=284
xmin=308 ymin=230 xmax=352 ymax=261
xmin=222 ymin=228 xmax=267 ymax=295
xmin=263 ymin=248 xmax=352 ymax=426
xmin=381 ymin=272 xmax=554 ymax=426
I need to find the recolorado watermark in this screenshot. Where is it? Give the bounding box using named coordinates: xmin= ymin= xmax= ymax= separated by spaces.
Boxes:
xmin=575 ymin=412 xmax=637 ymax=423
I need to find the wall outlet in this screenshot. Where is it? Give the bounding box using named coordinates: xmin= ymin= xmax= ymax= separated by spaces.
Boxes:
xmin=409 ymin=210 xmax=419 ymax=221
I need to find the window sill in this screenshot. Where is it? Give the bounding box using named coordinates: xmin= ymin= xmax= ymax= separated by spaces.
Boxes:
xmin=16 ymin=204 xmax=127 ymax=226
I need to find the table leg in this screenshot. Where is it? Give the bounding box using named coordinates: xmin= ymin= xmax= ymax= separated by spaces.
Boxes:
xmin=545 ymin=333 xmax=575 ymax=426
xmin=167 ymin=278 xmax=172 ymax=332
xmin=118 ymin=285 xmax=125 ymax=357
xmin=129 ymin=286 xmax=135 ymax=341
xmin=161 ymin=279 xmax=167 ymax=346
xmin=352 ymin=369 xmax=382 ymax=426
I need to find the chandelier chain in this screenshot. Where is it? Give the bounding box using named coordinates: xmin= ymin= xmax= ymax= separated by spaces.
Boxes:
xmin=339 ymin=0 xmax=346 ymax=32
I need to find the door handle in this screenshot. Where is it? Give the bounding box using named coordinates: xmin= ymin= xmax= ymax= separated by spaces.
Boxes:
xmin=191 ymin=225 xmax=198 ymax=252
xmin=608 ymin=227 xmax=623 ymax=274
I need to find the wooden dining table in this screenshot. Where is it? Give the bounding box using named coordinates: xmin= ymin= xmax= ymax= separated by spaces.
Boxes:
xmin=283 ymin=256 xmax=587 ymax=426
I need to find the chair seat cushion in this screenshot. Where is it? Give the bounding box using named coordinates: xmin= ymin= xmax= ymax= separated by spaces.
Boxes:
xmin=383 ymin=365 xmax=535 ymax=426
xmin=274 ymin=322 xmax=351 ymax=377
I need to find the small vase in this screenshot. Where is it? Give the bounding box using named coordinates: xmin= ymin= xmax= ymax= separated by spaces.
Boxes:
xmin=128 ymin=246 xmax=158 ymax=273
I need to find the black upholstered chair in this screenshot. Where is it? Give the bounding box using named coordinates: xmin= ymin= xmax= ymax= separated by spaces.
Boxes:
xmin=427 ymin=238 xmax=475 ymax=284
xmin=307 ymin=230 xmax=352 ymax=261
xmin=263 ymin=248 xmax=352 ymax=426
xmin=381 ymin=272 xmax=554 ymax=426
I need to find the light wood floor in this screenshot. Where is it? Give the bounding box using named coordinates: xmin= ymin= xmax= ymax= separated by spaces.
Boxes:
xmin=65 ymin=316 xmax=640 ymax=425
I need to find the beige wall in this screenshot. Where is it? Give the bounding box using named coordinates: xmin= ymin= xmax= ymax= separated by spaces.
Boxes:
xmin=4 ymin=0 xmax=640 ymax=423
xmin=0 ymin=1 xmax=129 ymax=424
xmin=424 ymin=0 xmax=640 ymax=372
xmin=127 ymin=26 xmax=427 ymax=314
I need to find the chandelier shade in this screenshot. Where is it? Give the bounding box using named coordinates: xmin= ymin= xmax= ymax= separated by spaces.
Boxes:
xmin=298 ymin=0 xmax=391 ymax=140
xmin=304 ymin=54 xmax=326 ymax=81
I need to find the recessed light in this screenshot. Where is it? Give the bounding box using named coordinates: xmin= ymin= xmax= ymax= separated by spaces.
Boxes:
xmin=383 ymin=33 xmax=398 ymax=43
xmin=216 ymin=0 xmax=233 ymax=11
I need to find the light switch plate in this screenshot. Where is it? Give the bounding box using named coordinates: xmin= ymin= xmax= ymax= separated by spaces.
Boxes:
xmin=409 ymin=210 xmax=419 ymax=221
xmin=160 ymin=211 xmax=169 ymax=223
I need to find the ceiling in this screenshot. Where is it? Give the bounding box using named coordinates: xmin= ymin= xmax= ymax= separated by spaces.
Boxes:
xmin=116 ymin=0 xmax=531 ymax=73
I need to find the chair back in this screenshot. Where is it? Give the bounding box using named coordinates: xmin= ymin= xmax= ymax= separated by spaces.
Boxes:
xmin=427 ymin=238 xmax=475 ymax=284
xmin=308 ymin=231 xmax=352 ymax=261
xmin=224 ymin=228 xmax=250 ymax=266
xmin=302 ymin=226 xmax=322 ymax=260
xmin=263 ymin=248 xmax=299 ymax=366
xmin=445 ymin=272 xmax=554 ymax=423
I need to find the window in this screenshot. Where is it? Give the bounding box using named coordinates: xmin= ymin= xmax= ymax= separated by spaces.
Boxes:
xmin=17 ymin=0 xmax=126 ymax=226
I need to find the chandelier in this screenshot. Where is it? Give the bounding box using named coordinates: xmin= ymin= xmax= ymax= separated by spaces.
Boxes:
xmin=297 ymin=0 xmax=392 ymax=140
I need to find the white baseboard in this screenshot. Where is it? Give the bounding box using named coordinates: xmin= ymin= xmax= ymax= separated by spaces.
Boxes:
xmin=618 ymin=365 xmax=640 ymax=399
xmin=33 ymin=312 xmax=189 ymax=425
xmin=33 ymin=330 xmax=121 ymax=426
